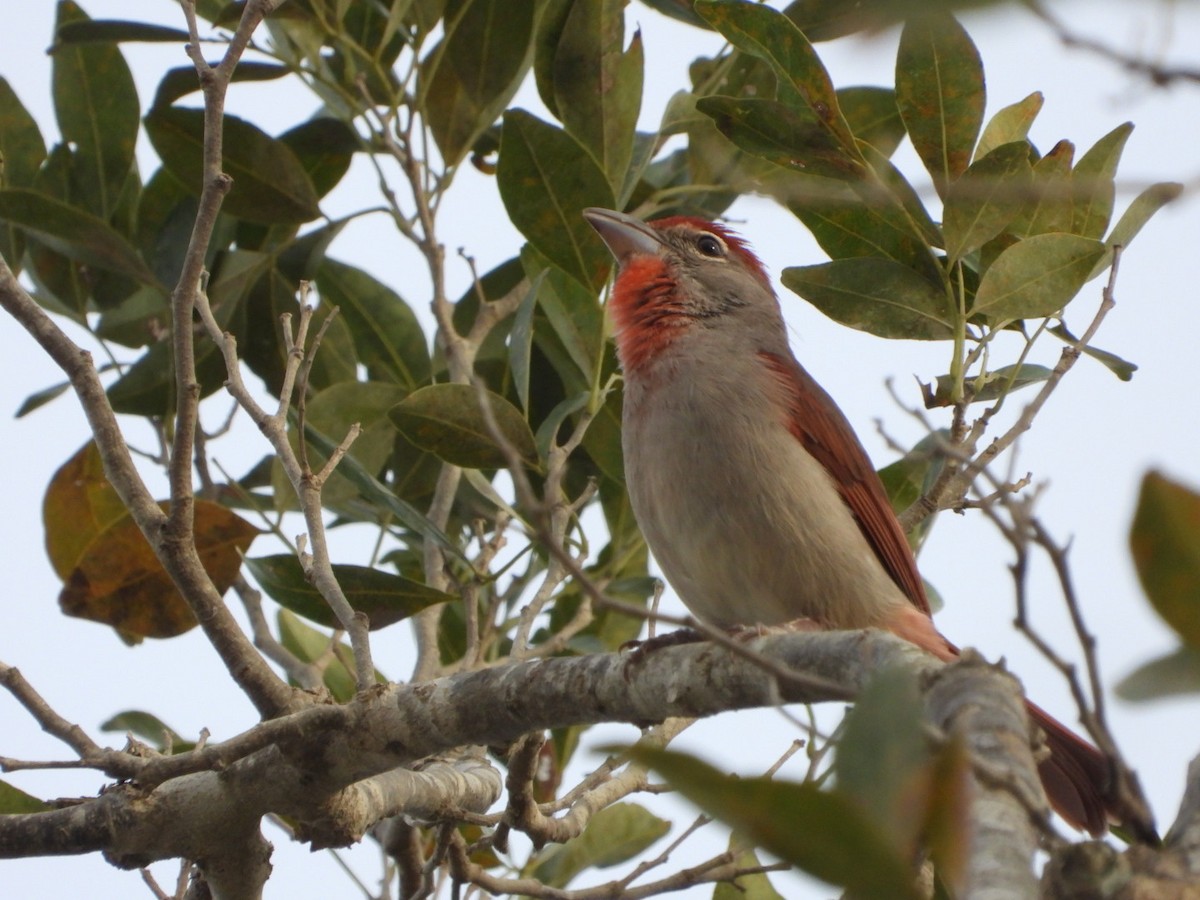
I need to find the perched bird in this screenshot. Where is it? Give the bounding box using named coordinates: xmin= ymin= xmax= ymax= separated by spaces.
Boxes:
xmin=583 ymin=206 xmax=1143 ymax=838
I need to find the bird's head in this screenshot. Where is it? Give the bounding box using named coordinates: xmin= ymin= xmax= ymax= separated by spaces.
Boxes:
xmin=583 ymin=208 xmax=778 ymax=374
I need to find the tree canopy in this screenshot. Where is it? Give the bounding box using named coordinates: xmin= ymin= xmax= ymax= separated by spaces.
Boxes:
xmin=2 ymin=1 xmax=1199 ymax=898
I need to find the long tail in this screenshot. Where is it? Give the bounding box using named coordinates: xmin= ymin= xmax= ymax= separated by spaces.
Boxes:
xmin=1026 ymin=700 xmax=1157 ymax=842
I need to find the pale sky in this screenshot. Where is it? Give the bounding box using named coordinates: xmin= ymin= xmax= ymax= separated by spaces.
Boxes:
xmin=2 ymin=2 xmax=1199 ymax=897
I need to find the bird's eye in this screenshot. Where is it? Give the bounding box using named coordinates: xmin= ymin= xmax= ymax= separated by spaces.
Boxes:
xmin=696 ymin=234 xmax=725 ymax=258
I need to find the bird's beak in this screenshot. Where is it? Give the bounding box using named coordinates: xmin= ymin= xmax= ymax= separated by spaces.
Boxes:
xmin=583 ymin=208 xmax=664 ymax=265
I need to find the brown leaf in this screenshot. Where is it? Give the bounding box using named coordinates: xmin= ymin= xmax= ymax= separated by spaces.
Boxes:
xmin=46 ymin=443 xmax=258 ymax=638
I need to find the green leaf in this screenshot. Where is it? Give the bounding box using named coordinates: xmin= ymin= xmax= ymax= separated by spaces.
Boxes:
xmin=301 ymin=422 xmax=468 ymax=564
xmin=1130 ymin=471 xmax=1200 ymax=647
xmin=509 ymin=270 xmax=545 ymax=413
xmin=0 ymin=780 xmax=50 ymax=814
xmin=497 ymin=110 xmax=614 ymax=291
xmin=1010 ymin=139 xmax=1075 ymax=239
xmin=1047 ymin=323 xmax=1137 ymax=381
xmin=106 ymin=250 xmax=259 ymax=415
xmin=971 ymin=233 xmax=1104 ymax=323
xmin=288 ymin=381 xmax=407 ymax=511
xmin=246 ymin=554 xmax=453 ymax=631
xmin=781 ymin=177 xmax=939 ymax=281
xmin=552 ymin=0 xmax=643 ymax=190
xmin=837 ymin=667 xmax=930 ymax=856
xmin=713 ymin=841 xmax=786 ymax=900
xmin=51 ymin=1 xmax=140 ymax=218
xmin=0 ymin=188 xmax=158 ymax=286
xmin=277 ymin=608 xmax=376 ymax=701
xmin=697 ymin=97 xmax=866 ymax=181
xmin=782 ymin=257 xmax=953 ymax=340
xmin=0 ymin=77 xmax=47 ymax=272
xmin=316 ymin=259 xmax=430 ymax=389
xmin=1116 ymin=646 xmax=1200 ymax=701
xmin=145 ymin=106 xmax=321 ymax=225
xmin=15 ymin=380 xmax=72 ymax=417
xmin=54 ymin=19 xmax=191 ymax=44
xmin=101 ymin=710 xmax=194 ymax=752
xmin=943 ymin=141 xmax=1031 ymax=264
xmin=522 ymin=246 xmax=605 ymax=384
xmin=533 ymin=802 xmax=670 ymax=888
xmin=420 ymin=0 xmax=537 ymax=166
xmin=896 ymin=13 xmax=985 ymax=197
xmin=629 ymin=747 xmax=920 ymax=899
xmin=1071 ymin=122 xmax=1133 ymax=239
xmin=837 ymin=86 xmax=904 ymax=157
xmin=152 ymin=62 xmax=290 ymax=110
xmin=696 ymin=0 xmax=858 ymax=156
xmin=1087 ymin=180 xmax=1182 ymax=281
xmin=278 ymin=117 xmax=359 ymax=199
xmin=389 ymin=383 xmax=538 ymax=470
xmin=975 ymin=92 xmax=1042 ymax=161
xmin=923 ymin=364 xmax=1053 ymax=408
xmin=877 ymin=430 xmax=948 ymax=553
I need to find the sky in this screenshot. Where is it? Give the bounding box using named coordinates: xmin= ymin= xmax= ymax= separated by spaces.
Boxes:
xmin=2 ymin=1 xmax=1199 ymax=897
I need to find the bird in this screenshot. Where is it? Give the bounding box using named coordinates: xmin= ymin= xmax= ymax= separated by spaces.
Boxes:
xmin=582 ymin=205 xmax=1150 ymax=840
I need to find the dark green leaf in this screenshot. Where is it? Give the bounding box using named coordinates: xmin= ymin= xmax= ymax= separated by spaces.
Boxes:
xmin=533 ymin=0 xmax=574 ymax=119
xmin=497 ymin=110 xmax=614 ymax=290
xmin=246 ymin=554 xmax=452 ymax=631
xmin=279 ymin=117 xmax=359 ymax=199
xmin=509 ymin=271 xmax=545 ymax=413
xmin=1071 ymin=122 xmax=1132 ymax=239
xmin=15 ymin=380 xmax=72 ymax=418
xmin=389 ymin=383 xmax=538 ymax=470
xmin=837 ymin=86 xmax=904 ymax=157
xmin=896 ymin=13 xmax=985 ymax=197
xmin=975 ymin=92 xmax=1042 ymax=161
xmin=1116 ymin=646 xmax=1200 ymax=701
xmin=0 ymin=189 xmax=158 ymax=286
xmin=943 ymin=141 xmax=1031 ymax=264
xmin=420 ymin=0 xmax=537 ymax=166
xmin=697 ymin=97 xmax=866 ymax=181
xmin=971 ymin=233 xmax=1104 ymax=323
xmin=0 ymin=77 xmax=46 ymax=272
xmin=145 ymin=106 xmax=321 ymax=224
xmin=552 ymin=0 xmax=643 ymax=189
xmin=635 ymin=0 xmax=711 ymax=29
xmin=54 ymin=19 xmax=190 ymax=44
xmin=533 ymin=803 xmax=670 ymax=888
xmin=629 ymin=747 xmax=920 ymax=899
xmin=1047 ymin=324 xmax=1137 ymax=381
xmin=1130 ymin=471 xmax=1200 ymax=647
xmin=52 ymin=1 xmax=140 ymax=218
xmin=782 ymin=257 xmax=953 ymax=340
xmin=0 ymin=79 xmax=47 ymax=188
xmin=152 ymin=62 xmax=289 ymax=110
xmin=0 ymin=780 xmax=50 ymax=814
xmin=696 ymin=0 xmax=858 ymax=156
xmin=522 ymin=246 xmax=605 ymax=383
xmin=317 ymin=259 xmax=430 ymax=388
xmin=106 ymin=250 xmax=259 ymax=415
xmin=783 ymin=0 xmax=898 ymax=41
